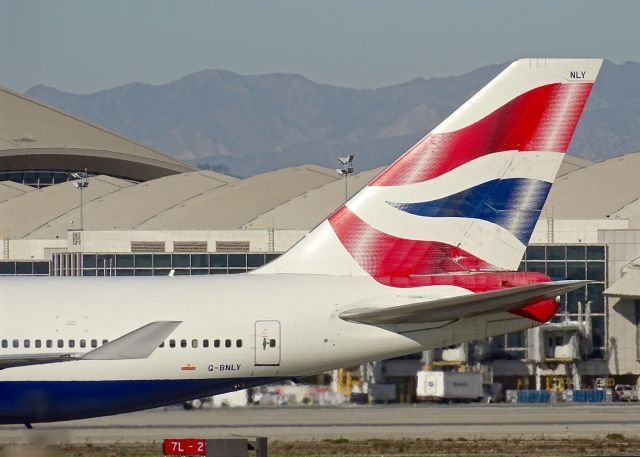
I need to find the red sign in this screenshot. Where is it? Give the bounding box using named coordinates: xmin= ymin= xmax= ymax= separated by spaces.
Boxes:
xmin=163 ymin=438 xmax=206 ymax=455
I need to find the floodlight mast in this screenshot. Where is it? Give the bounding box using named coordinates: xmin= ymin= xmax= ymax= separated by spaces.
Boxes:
xmin=336 ymin=154 xmax=355 ymax=202
xmin=71 ymin=168 xmax=89 ymax=231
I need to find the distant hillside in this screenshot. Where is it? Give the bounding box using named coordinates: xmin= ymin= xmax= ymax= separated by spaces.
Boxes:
xmin=25 ymin=60 xmax=640 ymax=176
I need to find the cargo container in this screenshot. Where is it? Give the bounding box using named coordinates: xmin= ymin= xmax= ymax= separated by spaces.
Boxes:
xmin=416 ymin=371 xmax=482 ymax=402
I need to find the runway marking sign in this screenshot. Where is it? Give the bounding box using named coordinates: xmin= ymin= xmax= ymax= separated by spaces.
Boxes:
xmin=163 ymin=438 xmax=206 ymax=455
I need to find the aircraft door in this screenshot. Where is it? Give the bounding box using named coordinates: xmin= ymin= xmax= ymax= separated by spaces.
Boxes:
xmin=254 ymin=320 xmax=281 ymax=366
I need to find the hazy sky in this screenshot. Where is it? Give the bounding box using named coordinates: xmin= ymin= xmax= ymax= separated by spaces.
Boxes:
xmin=1 ymin=0 xmax=638 ymax=93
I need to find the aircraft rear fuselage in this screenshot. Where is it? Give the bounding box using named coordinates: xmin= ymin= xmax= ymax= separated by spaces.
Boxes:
xmin=0 ymin=273 xmax=537 ymax=423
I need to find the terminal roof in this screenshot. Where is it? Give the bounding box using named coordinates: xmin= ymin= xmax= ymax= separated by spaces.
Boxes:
xmin=0 ymin=86 xmax=197 ymax=181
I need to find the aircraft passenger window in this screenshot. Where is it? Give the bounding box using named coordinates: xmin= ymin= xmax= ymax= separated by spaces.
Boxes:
xmin=46 ymin=340 xmax=53 ymax=348
xmin=169 ymin=339 xmax=176 ymax=348
xmin=24 ymin=340 xmax=30 ymax=348
xmin=180 ymin=339 xmax=187 ymax=348
xmin=236 ymin=339 xmax=242 ymax=348
xmin=68 ymin=340 xmax=75 ymax=349
xmin=35 ymin=340 xmax=41 ymax=348
xmin=214 ymin=339 xmax=220 ymax=348
xmin=203 ymin=339 xmax=209 ymax=348
xmin=191 ymin=339 xmax=198 ymax=348
xmin=159 ymin=342 xmax=165 ymax=348
xmin=269 ymin=339 xmax=276 ymax=348
xmin=1 ymin=340 xmax=7 ymax=349
xmin=102 ymin=339 xmax=108 ymax=345
xmin=12 ymin=339 xmax=18 ymax=348
xmin=57 ymin=339 xmax=64 ymax=348
xmin=80 ymin=340 xmax=86 ymax=348
xmin=91 ymin=339 xmax=98 ymax=348
xmin=225 ymin=339 xmax=231 ymax=348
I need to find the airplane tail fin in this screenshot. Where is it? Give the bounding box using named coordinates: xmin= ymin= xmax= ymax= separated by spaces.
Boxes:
xmin=257 ymin=59 xmax=602 ymax=282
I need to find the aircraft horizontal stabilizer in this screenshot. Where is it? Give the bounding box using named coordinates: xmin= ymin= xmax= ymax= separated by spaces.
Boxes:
xmin=339 ymin=280 xmax=589 ymax=324
xmin=82 ymin=321 xmax=181 ymax=360
xmin=0 ymin=321 xmax=181 ymax=370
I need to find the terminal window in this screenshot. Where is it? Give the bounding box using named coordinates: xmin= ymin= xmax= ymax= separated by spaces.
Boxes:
xmin=511 ymin=244 xmax=608 ymax=360
xmin=74 ymin=252 xmax=282 ymax=277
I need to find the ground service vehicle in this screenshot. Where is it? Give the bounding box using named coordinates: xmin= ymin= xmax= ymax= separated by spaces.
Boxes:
xmin=416 ymin=371 xmax=482 ymax=402
xmin=614 ymin=384 xmax=639 ymax=402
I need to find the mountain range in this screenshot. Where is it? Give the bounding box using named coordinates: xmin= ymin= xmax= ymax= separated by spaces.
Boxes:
xmin=25 ymin=60 xmax=640 ymax=177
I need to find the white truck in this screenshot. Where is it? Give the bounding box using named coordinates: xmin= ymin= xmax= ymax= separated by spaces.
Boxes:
xmin=416 ymin=371 xmax=482 ymax=402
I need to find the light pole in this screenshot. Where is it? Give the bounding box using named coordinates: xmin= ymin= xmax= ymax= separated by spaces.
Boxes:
xmin=336 ymin=154 xmax=354 ymax=202
xmin=71 ymin=169 xmax=89 ymax=230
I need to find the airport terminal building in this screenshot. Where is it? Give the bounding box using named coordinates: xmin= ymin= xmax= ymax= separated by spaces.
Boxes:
xmin=2 ymin=85 xmax=640 ymax=401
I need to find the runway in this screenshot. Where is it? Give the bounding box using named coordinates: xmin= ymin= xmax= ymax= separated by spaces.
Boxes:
xmin=1 ymin=404 xmax=640 ymax=443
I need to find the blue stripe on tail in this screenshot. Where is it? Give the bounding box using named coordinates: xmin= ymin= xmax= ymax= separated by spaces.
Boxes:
xmin=388 ymin=178 xmax=551 ymax=245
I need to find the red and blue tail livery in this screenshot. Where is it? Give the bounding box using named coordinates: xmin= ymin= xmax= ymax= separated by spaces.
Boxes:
xmin=262 ymin=59 xmax=601 ymax=282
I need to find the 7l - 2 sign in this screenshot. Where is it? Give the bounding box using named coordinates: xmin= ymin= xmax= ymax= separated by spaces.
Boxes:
xmin=163 ymin=438 xmax=206 ymax=455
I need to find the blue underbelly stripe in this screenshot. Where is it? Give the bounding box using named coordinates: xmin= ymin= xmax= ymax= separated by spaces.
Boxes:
xmin=388 ymin=178 xmax=551 ymax=244
xmin=0 ymin=377 xmax=281 ymax=424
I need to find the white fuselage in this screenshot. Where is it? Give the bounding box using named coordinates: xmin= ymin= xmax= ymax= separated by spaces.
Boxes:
xmin=0 ymin=274 xmax=426 ymax=383
xmin=0 ymin=273 xmax=537 ymax=423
